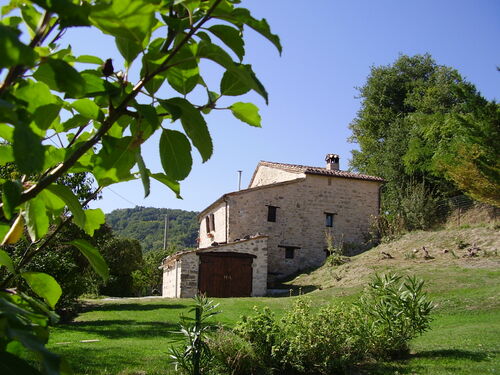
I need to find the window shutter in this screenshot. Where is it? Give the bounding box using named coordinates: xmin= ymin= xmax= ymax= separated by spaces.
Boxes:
xmin=205 ymin=216 xmax=210 ymax=233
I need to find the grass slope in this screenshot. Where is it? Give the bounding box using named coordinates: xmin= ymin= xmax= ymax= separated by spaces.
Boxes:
xmin=48 ymin=225 xmax=500 ymax=374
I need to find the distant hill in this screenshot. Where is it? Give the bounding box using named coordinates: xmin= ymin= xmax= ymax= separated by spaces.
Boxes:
xmin=106 ymin=206 xmax=199 ymax=253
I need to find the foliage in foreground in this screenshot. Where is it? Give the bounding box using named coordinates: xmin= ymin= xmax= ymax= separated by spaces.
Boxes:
xmin=169 ymin=295 xmax=220 ymax=375
xmin=210 ymin=274 xmax=433 ymax=375
xmin=0 ymin=0 xmax=280 ymax=373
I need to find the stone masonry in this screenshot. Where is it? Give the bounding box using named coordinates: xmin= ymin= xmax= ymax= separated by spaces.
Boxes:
xmin=197 ymin=157 xmax=383 ymax=282
xmin=162 ymin=236 xmax=268 ymax=298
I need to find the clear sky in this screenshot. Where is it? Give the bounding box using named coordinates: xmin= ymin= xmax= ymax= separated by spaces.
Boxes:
xmin=9 ymin=0 xmax=500 ymax=213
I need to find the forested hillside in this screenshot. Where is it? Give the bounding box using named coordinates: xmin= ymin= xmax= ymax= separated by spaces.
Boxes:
xmin=106 ymin=207 xmax=199 ymax=252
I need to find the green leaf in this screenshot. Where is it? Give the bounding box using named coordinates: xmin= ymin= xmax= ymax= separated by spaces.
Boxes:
xmin=13 ymin=124 xmax=44 ymax=174
xmin=34 ymin=103 xmax=62 ymax=130
xmin=197 ymin=42 xmax=268 ymax=103
xmin=91 ymin=136 xmax=137 ymax=186
xmin=46 ymin=184 xmax=86 ymax=229
xmin=90 ymin=0 xmax=157 ymax=43
xmin=20 ymin=3 xmax=42 ymax=36
xmin=70 ymin=239 xmax=109 ymax=281
xmin=0 ymin=249 xmax=14 ymax=273
xmin=231 ymin=8 xmax=282 ymax=55
xmin=160 ymin=98 xmax=213 ymax=162
xmin=31 ymin=0 xmax=91 ymax=27
xmin=24 ymin=195 xmax=49 ymax=241
xmin=75 ymin=55 xmax=104 ymax=65
xmin=230 ymin=102 xmax=261 ymax=127
xmin=71 ymin=99 xmax=102 ymax=121
xmin=135 ymin=150 xmax=150 ymax=198
xmin=116 ymin=36 xmax=142 ymax=66
xmin=0 ymin=349 xmax=43 ymax=375
xmin=0 ymin=144 xmax=14 ymax=165
xmin=0 ymin=25 xmax=36 ymax=68
xmin=159 ymin=129 xmax=192 ymax=181
xmin=2 ymin=180 xmax=22 ymax=220
xmin=81 ymin=71 xmax=109 ymax=96
xmin=165 ymin=44 xmax=199 ymax=95
xmin=208 ymin=24 xmax=245 ymax=61
xmin=21 ymin=272 xmax=62 ymax=309
xmin=220 ymin=68 xmax=250 ymax=96
xmin=33 ymin=58 xmax=86 ymax=98
xmin=0 ymin=123 xmax=14 ymax=142
xmin=151 ymin=173 xmax=181 ymax=199
xmin=61 ymin=114 xmax=89 ymax=132
xmin=83 ymin=209 xmax=105 ymax=236
xmin=0 ymin=222 xmax=9 ymax=245
xmin=38 ymin=189 xmax=65 ymax=215
xmin=14 ymin=80 xmax=56 ymax=108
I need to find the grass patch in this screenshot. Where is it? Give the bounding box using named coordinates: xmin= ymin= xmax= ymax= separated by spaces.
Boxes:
xmin=47 ymin=226 xmax=500 ymax=374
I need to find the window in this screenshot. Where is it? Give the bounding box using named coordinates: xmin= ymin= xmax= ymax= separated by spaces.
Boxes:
xmin=205 ymin=216 xmax=210 ymax=232
xmin=267 ymin=205 xmax=278 ymax=222
xmin=279 ymin=245 xmax=300 ymax=259
xmin=209 ymin=213 xmax=215 ymax=231
xmin=325 ymin=212 xmax=336 ymax=227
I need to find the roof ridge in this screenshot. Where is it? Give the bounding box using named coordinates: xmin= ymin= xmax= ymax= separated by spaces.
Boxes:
xmin=257 ymin=160 xmax=384 ymax=182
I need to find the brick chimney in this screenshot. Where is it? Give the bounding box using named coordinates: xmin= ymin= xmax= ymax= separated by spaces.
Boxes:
xmin=325 ymin=154 xmax=339 ymax=170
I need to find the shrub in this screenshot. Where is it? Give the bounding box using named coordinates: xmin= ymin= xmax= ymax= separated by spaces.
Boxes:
xmin=233 ymin=307 xmax=281 ymax=371
xmin=208 ymin=329 xmax=264 ymax=375
xmin=229 ymin=274 xmax=433 ymax=374
xmin=357 ymin=273 xmax=434 ymax=358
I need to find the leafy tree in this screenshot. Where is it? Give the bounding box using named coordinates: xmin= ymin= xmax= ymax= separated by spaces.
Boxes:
xmin=0 ymin=0 xmax=280 ymax=373
xmin=100 ymin=237 xmax=143 ymax=297
xmin=106 ymin=206 xmax=199 ymax=251
xmin=132 ymin=245 xmax=178 ymax=296
xmin=349 ymin=54 xmax=499 ymax=231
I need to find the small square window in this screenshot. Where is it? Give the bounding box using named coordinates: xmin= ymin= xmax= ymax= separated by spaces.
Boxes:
xmin=285 ymin=247 xmax=294 ymax=259
xmin=325 ymin=213 xmax=335 ymax=227
xmin=267 ymin=206 xmax=277 ymax=222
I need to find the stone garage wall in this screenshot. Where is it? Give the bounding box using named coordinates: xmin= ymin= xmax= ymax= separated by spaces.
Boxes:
xmin=162 ymin=236 xmax=268 ymax=298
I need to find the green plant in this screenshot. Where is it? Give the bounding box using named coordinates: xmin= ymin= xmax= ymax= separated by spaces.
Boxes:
xmin=208 ymin=328 xmax=262 ymax=375
xmin=169 ymin=295 xmax=220 ymax=375
xmin=325 ymin=231 xmax=349 ymax=266
xmin=233 ymin=306 xmax=281 ymax=371
xmin=404 ymin=250 xmax=416 ymax=259
xmin=358 ymin=273 xmax=434 ymax=358
xmin=0 ymin=0 xmax=279 ymax=372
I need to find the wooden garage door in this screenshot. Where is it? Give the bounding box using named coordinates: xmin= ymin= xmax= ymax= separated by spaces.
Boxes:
xmin=198 ymin=252 xmax=255 ymax=297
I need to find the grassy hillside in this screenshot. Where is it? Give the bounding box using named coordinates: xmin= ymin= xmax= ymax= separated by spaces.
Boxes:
xmin=48 ymin=224 xmax=499 ymax=374
xmin=283 ymin=225 xmax=499 ymax=303
xmin=106 ymin=206 xmax=199 ymax=252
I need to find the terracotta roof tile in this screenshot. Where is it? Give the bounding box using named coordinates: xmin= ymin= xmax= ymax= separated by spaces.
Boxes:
xmin=258 ymin=161 xmax=384 ymax=182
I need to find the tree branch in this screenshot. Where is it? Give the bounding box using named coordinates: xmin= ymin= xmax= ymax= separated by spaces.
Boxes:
xmin=0 ymin=0 xmax=224 ymax=209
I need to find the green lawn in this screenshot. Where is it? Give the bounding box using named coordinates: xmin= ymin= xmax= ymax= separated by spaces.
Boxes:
xmin=48 ymin=226 xmax=500 ymax=374
xmin=48 ymin=294 xmax=500 ymax=375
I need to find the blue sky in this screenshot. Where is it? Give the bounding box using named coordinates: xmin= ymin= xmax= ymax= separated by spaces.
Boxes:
xmin=8 ymin=0 xmax=500 ymax=213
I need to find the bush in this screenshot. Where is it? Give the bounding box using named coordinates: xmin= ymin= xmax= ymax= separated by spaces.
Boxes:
xmin=208 ymin=329 xmax=263 ymax=375
xmin=357 ymin=273 xmax=434 ymax=358
xmin=233 ymin=307 xmax=281 ymax=371
xmin=221 ymin=274 xmax=433 ymax=374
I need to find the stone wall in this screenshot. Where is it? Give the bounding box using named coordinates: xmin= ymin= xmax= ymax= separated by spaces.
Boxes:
xmin=226 ymin=175 xmax=381 ymax=280
xmin=250 ymin=165 xmax=304 ymax=187
xmin=162 ymin=236 xmax=268 ymax=298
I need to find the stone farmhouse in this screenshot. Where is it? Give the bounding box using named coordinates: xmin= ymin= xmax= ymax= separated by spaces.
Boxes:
xmin=161 ymin=154 xmax=383 ymax=298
